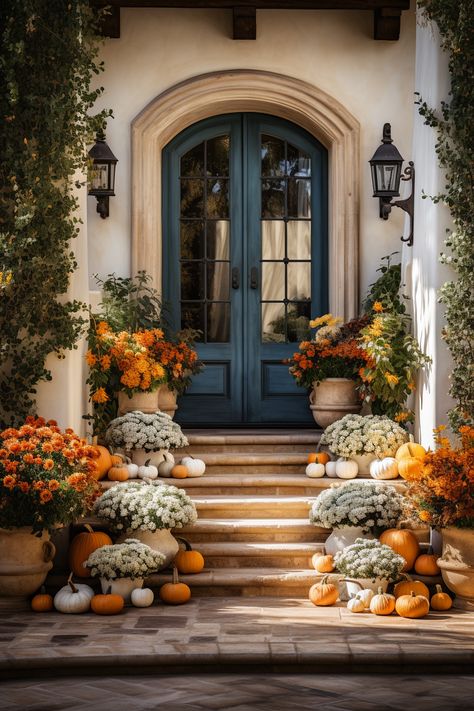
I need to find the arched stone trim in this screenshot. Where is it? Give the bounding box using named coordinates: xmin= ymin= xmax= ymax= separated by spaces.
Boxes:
xmin=132 ymin=70 xmax=360 ymax=319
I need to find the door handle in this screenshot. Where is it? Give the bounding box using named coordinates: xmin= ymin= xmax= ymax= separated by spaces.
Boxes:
xmin=250 ymin=266 xmax=259 ymax=290
xmin=231 ymin=267 xmax=240 ymax=290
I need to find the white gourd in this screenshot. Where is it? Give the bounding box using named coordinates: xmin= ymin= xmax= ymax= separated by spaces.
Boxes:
xmin=137 ymin=460 xmax=159 ymax=480
xmin=370 ymin=457 xmax=399 ymax=480
xmin=305 ymin=462 xmax=325 ymax=478
xmin=131 ymin=587 xmax=154 ymax=608
xmin=54 ymin=574 xmax=94 ymax=614
xmin=356 ymin=588 xmax=375 ymax=608
xmin=347 ymin=595 xmax=365 ymax=613
xmin=125 ymin=460 xmax=139 ymax=479
xmin=335 ymin=458 xmax=359 ymax=479
xmin=181 ymin=456 xmax=206 ymax=478
xmin=158 ymin=452 xmax=175 ymax=478
xmin=325 ymin=461 xmax=338 ymax=478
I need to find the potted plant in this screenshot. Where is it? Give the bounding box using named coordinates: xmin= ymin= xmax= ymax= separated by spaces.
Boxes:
xmin=0 ymin=417 xmax=100 ymax=603
xmin=150 ymin=336 xmax=202 ymax=418
xmin=310 ymin=481 xmax=405 ymax=555
xmin=320 ymin=413 xmax=408 ymax=475
xmin=84 ymin=539 xmax=165 ymax=601
xmin=287 ymin=314 xmax=369 ymax=427
xmin=403 ymin=425 xmax=474 ymax=609
xmin=93 ymin=481 xmax=197 ymax=567
xmin=334 ymin=538 xmax=406 ymax=594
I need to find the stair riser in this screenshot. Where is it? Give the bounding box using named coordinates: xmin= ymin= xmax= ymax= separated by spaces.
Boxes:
xmin=194 ymin=504 xmax=312 ymax=519
xmin=201 ymin=555 xmax=316 ymax=569
xmin=180 ymin=443 xmax=319 ymax=455
xmin=181 ymin=585 xmax=312 ymax=598
xmin=203 ymin=464 xmax=306 ymax=474
xmin=179 ymin=532 xmax=326 ymax=543
xmin=169 ymin=485 xmax=323 ymax=495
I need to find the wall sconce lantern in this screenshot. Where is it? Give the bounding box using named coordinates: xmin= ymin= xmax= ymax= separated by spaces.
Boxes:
xmin=88 ymin=134 xmax=118 ymax=219
xmin=369 ymin=123 xmax=414 ymax=246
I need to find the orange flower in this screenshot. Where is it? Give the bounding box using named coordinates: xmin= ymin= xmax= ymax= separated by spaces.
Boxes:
xmin=43 ymin=459 xmax=54 ymax=471
xmin=96 ymin=321 xmax=110 ymax=336
xmin=2 ymin=475 xmax=16 ymax=489
xmin=100 ymin=355 xmax=111 ymax=371
xmin=39 ymin=489 xmax=53 ymax=504
xmin=33 ymin=481 xmax=45 ymax=490
xmin=92 ymin=387 xmax=109 ymax=404
xmin=19 ymin=481 xmax=30 ymax=493
xmin=42 ymin=442 xmax=53 ymax=453
xmin=373 ymin=301 xmax=384 ymax=312
xmin=23 ymin=453 xmax=35 ymax=464
xmin=48 ymin=479 xmax=60 ymax=491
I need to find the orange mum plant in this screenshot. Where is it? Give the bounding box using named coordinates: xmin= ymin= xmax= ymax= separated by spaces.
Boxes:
xmin=0 ymin=417 xmax=101 ymax=534
xmin=404 ymin=426 xmax=474 ymax=529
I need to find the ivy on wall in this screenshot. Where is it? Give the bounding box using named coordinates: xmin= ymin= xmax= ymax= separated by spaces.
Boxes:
xmin=417 ymin=0 xmax=474 ymax=429
xmin=0 ymin=1 xmax=111 ymax=426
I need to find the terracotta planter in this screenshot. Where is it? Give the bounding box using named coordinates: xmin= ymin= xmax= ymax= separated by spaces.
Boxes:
xmin=158 ymin=384 xmax=178 ymax=419
xmin=0 ymin=528 xmax=56 ymax=607
xmin=117 ymin=389 xmax=160 ymax=415
xmin=116 ymin=528 xmax=179 ymax=570
xmin=309 ymin=378 xmax=361 ymax=428
xmin=437 ymin=527 xmax=474 ymax=610
xmin=324 ymin=526 xmax=374 ymax=556
xmin=100 ymin=576 xmax=144 ymax=603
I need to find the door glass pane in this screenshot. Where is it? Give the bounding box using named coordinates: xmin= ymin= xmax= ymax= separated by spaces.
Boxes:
xmin=207 ymin=221 xmax=230 ymax=260
xmin=207 ymin=303 xmax=230 ymax=343
xmin=181 ymin=142 xmax=204 ymax=177
xmin=207 ymin=263 xmax=230 ymax=301
xmin=262 ymin=221 xmax=285 ymax=260
xmin=181 ymin=303 xmax=205 ymax=339
xmin=180 ymin=221 xmax=204 ymax=260
xmin=207 ymin=179 xmax=229 ymax=219
xmin=181 ymin=179 xmax=204 ymax=217
xmin=288 ymin=262 xmax=311 ymax=301
xmin=261 ymin=179 xmax=285 ymax=218
xmin=287 ymin=303 xmax=311 ymax=342
xmin=181 ymin=262 xmax=204 ymax=300
xmin=261 ymin=135 xmax=285 ymax=177
xmin=207 ymin=135 xmax=230 ymax=176
xmin=261 ymin=303 xmax=286 ymax=343
xmin=262 ymin=262 xmax=285 ymax=301
xmin=287 ymin=144 xmax=311 ymax=177
xmin=287 ymin=220 xmax=311 ymax=260
xmin=288 ymin=179 xmax=311 ymax=218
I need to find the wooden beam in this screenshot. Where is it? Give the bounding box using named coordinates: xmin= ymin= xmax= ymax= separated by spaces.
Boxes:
xmin=233 ymin=7 xmax=257 ymax=39
xmin=94 ymin=1 xmax=410 ymax=9
xmin=373 ymin=7 xmax=402 ymax=40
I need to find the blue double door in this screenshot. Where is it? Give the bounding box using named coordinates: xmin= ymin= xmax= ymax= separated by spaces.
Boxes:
xmin=163 ymin=113 xmax=328 ymax=426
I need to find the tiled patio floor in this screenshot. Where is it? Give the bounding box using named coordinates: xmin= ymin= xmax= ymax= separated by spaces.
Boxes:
xmin=1 ymin=597 xmax=474 ymax=677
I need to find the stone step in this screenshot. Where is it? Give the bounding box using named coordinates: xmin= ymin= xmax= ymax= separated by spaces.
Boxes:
xmin=193 ymin=541 xmax=324 ymax=568
xmin=181 ymin=429 xmax=322 ymax=455
xmin=182 ymin=452 xmax=309 ymax=475
xmin=177 ymin=518 xmax=325 ymax=543
xmin=191 ymin=495 xmax=315 ymax=519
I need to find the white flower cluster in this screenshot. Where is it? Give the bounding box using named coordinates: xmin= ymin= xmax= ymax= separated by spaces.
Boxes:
xmin=320 ymin=414 xmax=408 ymax=458
xmin=309 ymin=481 xmax=404 ymax=532
xmin=84 ymin=539 xmax=165 ymax=580
xmin=105 ymin=411 xmax=189 ymax=451
xmin=94 ymin=481 xmax=197 ymax=533
xmin=334 ymin=538 xmax=405 ymax=581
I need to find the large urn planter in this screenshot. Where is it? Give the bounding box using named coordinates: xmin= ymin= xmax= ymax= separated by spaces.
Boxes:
xmin=130 ymin=448 xmax=168 ymax=467
xmin=117 ymin=389 xmax=160 ymax=416
xmin=348 ymin=453 xmax=377 ymax=477
xmin=0 ymin=528 xmax=56 ymax=608
xmin=345 ymin=577 xmax=389 ymax=596
xmin=324 ymin=526 xmax=374 ymax=556
xmin=158 ymin=384 xmax=178 ymax=419
xmin=309 ymin=378 xmax=362 ymax=428
xmin=437 ymin=527 xmax=474 ymax=610
xmin=116 ymin=528 xmax=179 ymax=570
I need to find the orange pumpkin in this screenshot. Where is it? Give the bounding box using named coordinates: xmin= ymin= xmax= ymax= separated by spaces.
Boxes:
xmin=91 ymin=445 xmax=113 ymax=480
xmin=308 ymin=575 xmax=339 ymax=606
xmin=175 ymin=538 xmax=205 ymax=574
xmin=431 ymin=584 xmax=453 ymax=611
xmin=394 ymin=578 xmax=430 ymax=600
xmin=110 ymin=453 xmax=125 ymax=466
xmin=395 ymin=591 xmax=430 ymax=619
xmin=311 ymin=553 xmax=335 ymax=573
xmin=379 ymin=529 xmax=420 ymax=572
xmin=108 ymin=466 xmax=129 ymax=482
xmin=414 ymin=553 xmax=440 ymax=577
xmin=31 ymin=586 xmax=54 ymax=612
xmin=395 ymin=442 xmax=426 ymax=461
xmin=171 ymin=464 xmax=189 ymax=479
xmin=370 ymin=587 xmax=396 ymax=616
xmin=68 ymin=524 xmax=113 ymax=578
xmin=159 ymin=566 xmax=191 ymax=605
xmin=307 ymin=452 xmax=330 ymax=465
xmin=398 ymin=457 xmax=424 ymax=480
xmin=91 ymin=588 xmax=124 ymax=615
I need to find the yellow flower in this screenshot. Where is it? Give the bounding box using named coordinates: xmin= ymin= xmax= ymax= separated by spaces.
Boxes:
xmin=309 ymin=314 xmax=333 ymax=328
xmin=395 ymin=411 xmax=410 ymax=422
xmin=100 ymin=355 xmax=111 ymax=371
xmin=96 ymin=321 xmax=110 ymax=336
xmin=85 ymin=350 xmax=97 ymax=367
xmin=384 ymin=372 xmax=399 ymax=387
xmin=368 ymin=317 xmax=384 ymax=337
xmin=373 ymin=301 xmax=384 ymax=312
xmin=91 ymin=387 xmax=109 ymax=403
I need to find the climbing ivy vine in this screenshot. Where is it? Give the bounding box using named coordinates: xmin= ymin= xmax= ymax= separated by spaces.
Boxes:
xmin=417 ymin=0 xmax=474 ymax=429
xmin=0 ymin=1 xmax=111 ymax=426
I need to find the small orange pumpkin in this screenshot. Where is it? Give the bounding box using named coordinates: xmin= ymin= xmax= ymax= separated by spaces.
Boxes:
xmin=91 ymin=587 xmax=125 ymax=615
xmin=307 ymin=452 xmax=330 ymax=465
xmin=308 ymin=575 xmax=339 ymax=606
xmin=68 ymin=524 xmax=113 ymax=578
xmin=395 ymin=591 xmax=430 ymax=619
xmin=311 ymin=553 xmax=335 ymax=573
xmin=431 ymin=584 xmax=453 ymax=611
xmin=369 ymin=587 xmax=396 ymax=616
xmin=414 ymin=553 xmax=440 ymax=577
xmin=31 ymin=586 xmax=54 ymax=612
xmin=398 ymin=457 xmax=424 ymax=480
xmin=108 ymin=465 xmax=129 ymax=481
xmin=171 ymin=464 xmax=189 ymax=479
xmin=159 ymin=566 xmax=191 ymax=605
xmin=394 ymin=578 xmax=430 ymax=600
xmin=379 ymin=529 xmax=420 ymax=572
xmin=395 ymin=442 xmax=426 ymax=461
xmin=110 ymin=453 xmax=125 ymax=466
xmin=175 ymin=538 xmax=205 ymax=574
xmin=91 ymin=445 xmax=113 ymax=480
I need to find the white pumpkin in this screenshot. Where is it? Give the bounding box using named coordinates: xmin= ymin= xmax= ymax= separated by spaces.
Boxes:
xmin=54 ymin=574 xmax=94 ymax=614
xmin=347 ymin=595 xmax=365 ymax=613
xmin=355 ymin=588 xmax=375 ymax=609
xmin=158 ymin=452 xmax=175 ymax=478
xmin=125 ymin=459 xmax=139 ymax=479
xmin=370 ymin=457 xmax=399 ymax=480
xmin=131 ymin=587 xmax=154 ymax=608
xmin=335 ymin=458 xmax=359 ymax=479
xmin=138 ymin=460 xmax=159 ymax=480
xmin=325 ymin=461 xmax=338 ymax=478
xmin=181 ymin=456 xmax=206 ymax=478
xmin=305 ymin=462 xmax=325 ymax=478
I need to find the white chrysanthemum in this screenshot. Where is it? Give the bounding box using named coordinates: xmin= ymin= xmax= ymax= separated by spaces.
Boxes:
xmin=334 ymin=538 xmax=405 ymax=581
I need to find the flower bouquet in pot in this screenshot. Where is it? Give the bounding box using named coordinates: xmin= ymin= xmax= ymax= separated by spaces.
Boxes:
xmin=84 ymin=539 xmax=165 ymax=601
xmin=334 ymin=538 xmax=406 ymax=595
xmin=93 ymin=481 xmax=197 ymax=567
xmin=310 ymin=481 xmax=405 ymax=555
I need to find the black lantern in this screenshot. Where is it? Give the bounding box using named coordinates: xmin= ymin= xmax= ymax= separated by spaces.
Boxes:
xmin=369 ymin=123 xmax=415 ymax=246
xmin=88 ymin=134 xmax=118 ymax=219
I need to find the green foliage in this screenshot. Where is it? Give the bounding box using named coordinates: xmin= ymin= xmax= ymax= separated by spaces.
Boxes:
xmin=417 ymin=0 xmax=474 ymax=428
xmin=363 ymin=253 xmax=406 ymax=315
xmin=0 ymin=1 xmax=111 ymax=427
